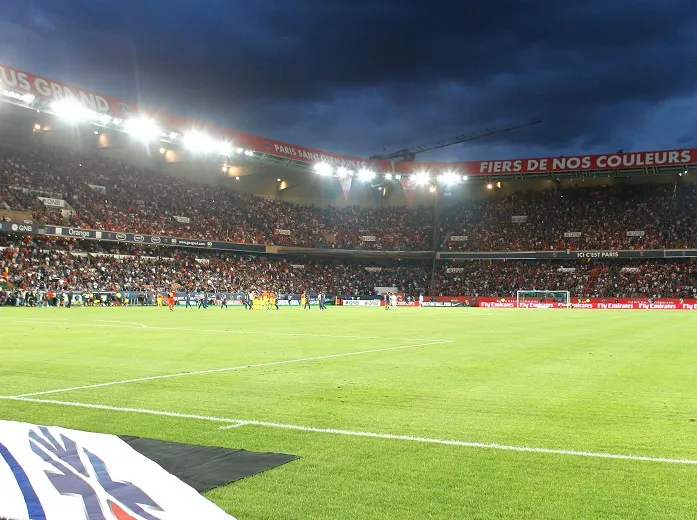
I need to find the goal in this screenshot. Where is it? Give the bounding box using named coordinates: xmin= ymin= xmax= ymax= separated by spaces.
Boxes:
xmin=516 ymin=290 xmax=571 ymax=308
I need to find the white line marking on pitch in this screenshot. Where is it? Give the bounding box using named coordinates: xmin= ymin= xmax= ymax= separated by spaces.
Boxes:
xmin=96 ymin=320 xmax=148 ymax=328
xmin=218 ymin=421 xmax=249 ymax=430
xmin=12 ymin=340 xmax=452 ymax=398
xmin=10 ymin=319 xmax=450 ymax=342
xmin=2 ymin=396 xmax=695 ymax=466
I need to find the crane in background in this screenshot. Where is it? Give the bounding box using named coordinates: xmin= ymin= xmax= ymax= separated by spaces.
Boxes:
xmin=372 ymin=117 xmax=542 ymax=162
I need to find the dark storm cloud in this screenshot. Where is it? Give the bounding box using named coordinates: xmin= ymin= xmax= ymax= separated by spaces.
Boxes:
xmin=2 ymin=0 xmax=697 ymax=160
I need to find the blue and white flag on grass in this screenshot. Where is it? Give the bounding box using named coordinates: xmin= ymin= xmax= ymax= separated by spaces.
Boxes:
xmin=0 ymin=420 xmax=236 ymax=520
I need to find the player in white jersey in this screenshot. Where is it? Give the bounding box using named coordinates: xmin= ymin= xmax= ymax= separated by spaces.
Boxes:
xmin=418 ymin=294 xmax=424 ymax=307
xmin=390 ymin=293 xmax=397 ymax=310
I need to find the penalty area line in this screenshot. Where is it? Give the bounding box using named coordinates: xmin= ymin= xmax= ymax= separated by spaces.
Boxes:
xmin=2 ymin=396 xmax=696 ymax=466
xmin=12 ymin=340 xmax=453 ymax=398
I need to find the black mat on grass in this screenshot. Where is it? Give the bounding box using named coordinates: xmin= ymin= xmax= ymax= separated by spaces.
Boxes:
xmin=119 ymin=435 xmax=298 ymax=493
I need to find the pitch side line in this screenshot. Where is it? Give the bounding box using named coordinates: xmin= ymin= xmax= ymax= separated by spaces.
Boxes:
xmin=11 ymin=340 xmax=452 ymax=398
xmin=2 ymin=397 xmax=696 ymax=466
xmin=10 ymin=319 xmax=452 ymax=342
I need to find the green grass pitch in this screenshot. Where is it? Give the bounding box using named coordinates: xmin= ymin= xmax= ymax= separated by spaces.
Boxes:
xmin=1 ymin=306 xmax=697 ymax=519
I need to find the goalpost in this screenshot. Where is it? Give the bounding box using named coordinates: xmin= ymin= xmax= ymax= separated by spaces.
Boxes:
xmin=516 ymin=290 xmax=571 ymax=308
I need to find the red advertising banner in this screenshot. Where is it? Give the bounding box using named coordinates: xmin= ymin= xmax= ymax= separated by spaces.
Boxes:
xmin=394 ymin=149 xmax=695 ymax=176
xmin=431 ymin=296 xmax=697 ymax=310
xmin=3 ymin=63 xmax=696 ymax=177
xmin=235 ymin=133 xmax=391 ymax=172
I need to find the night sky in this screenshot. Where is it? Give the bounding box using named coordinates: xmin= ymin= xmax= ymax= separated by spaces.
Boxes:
xmin=2 ymin=0 xmax=697 ymax=161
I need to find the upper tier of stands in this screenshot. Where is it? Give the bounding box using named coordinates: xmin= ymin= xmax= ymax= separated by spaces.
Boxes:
xmin=2 ymin=146 xmax=696 ymax=252
xmin=0 ymin=148 xmax=433 ymax=251
xmin=440 ymin=184 xmax=697 ymax=251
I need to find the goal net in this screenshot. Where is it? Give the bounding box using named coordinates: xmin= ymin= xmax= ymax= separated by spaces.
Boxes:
xmin=516 ymin=290 xmax=571 ymax=308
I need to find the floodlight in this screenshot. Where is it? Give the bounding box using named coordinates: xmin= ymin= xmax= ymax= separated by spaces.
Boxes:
xmin=95 ymin=113 xmax=112 ymax=125
xmin=183 ymin=131 xmax=230 ymax=155
xmin=357 ymin=169 xmax=376 ymax=182
xmin=236 ymin=147 xmax=244 ymax=154
xmin=182 ymin=131 xmax=219 ymax=154
xmin=412 ymin=171 xmax=430 ymax=186
xmin=217 ymin=142 xmax=232 ymax=156
xmin=124 ymin=117 xmax=161 ymax=142
xmin=486 ymin=183 xmax=493 ymax=190
xmin=51 ymin=99 xmax=91 ymax=123
xmin=437 ymin=171 xmax=461 ymax=186
xmin=429 ymin=185 xmax=437 ymax=193
xmin=462 ymin=175 xmax=468 ymax=181
xmin=314 ymin=163 xmax=332 ymax=176
xmin=2 ymin=90 xmax=34 ymax=104
xmin=384 ymin=173 xmax=393 ymax=181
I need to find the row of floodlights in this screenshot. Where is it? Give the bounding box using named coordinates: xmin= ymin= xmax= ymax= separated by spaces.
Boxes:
xmin=36 ymin=98 xmax=255 ymax=157
xmin=2 ymin=89 xmax=36 ymax=104
xmin=313 ymin=163 xmax=468 ymax=186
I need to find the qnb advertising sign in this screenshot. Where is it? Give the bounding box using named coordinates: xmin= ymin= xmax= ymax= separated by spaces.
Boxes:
xmin=0 ymin=221 xmax=37 ymax=234
xmin=37 ymin=197 xmax=66 ymax=208
xmin=0 ymin=421 xmax=235 ymax=520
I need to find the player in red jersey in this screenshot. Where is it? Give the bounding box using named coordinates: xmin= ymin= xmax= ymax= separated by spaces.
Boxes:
xmin=168 ymin=292 xmax=176 ymax=311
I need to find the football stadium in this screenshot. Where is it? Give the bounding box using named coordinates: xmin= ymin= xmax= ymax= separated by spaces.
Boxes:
xmin=1 ymin=61 xmax=697 ymax=520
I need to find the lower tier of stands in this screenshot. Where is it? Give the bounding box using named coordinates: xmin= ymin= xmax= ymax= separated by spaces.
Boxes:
xmin=2 ymin=236 xmax=695 ymax=301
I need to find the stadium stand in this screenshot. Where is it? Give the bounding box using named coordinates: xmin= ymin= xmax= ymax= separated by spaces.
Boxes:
xmin=0 ymin=147 xmax=433 ymax=251
xmin=4 ymin=146 xmax=697 ymax=253
xmin=0 ymin=236 xmax=429 ymax=298
xmin=439 ymin=183 xmax=697 ymax=251
xmin=435 ymin=260 xmax=697 ymax=299
xmin=2 ymin=234 xmax=695 ymax=303
xmin=2 ymin=138 xmax=697 ymax=307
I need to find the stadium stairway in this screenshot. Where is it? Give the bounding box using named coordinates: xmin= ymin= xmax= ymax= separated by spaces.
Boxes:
xmin=583 ymin=263 xmax=604 ymax=296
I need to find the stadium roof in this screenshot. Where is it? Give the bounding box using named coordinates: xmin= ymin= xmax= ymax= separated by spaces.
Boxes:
xmin=1 ymin=63 xmax=695 ymax=187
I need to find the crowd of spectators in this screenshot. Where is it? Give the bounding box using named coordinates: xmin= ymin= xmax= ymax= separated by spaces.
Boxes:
xmin=5 ymin=145 xmax=697 ymax=253
xmin=0 ymin=147 xmax=433 ymax=250
xmin=434 ymin=260 xmax=697 ymax=299
xmin=3 ymin=235 xmax=695 ymax=300
xmin=593 ymin=261 xmax=697 ymax=299
xmin=439 ymin=184 xmax=697 ymax=251
xmin=0 ymin=236 xmax=429 ymax=297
